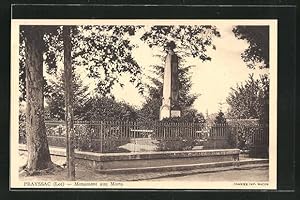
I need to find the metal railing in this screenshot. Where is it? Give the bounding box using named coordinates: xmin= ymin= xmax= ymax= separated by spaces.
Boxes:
xmin=40 ymin=121 xmax=268 ymax=153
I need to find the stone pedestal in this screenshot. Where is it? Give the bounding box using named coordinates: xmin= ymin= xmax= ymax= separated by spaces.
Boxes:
xmin=171 ymin=110 xmax=181 ymax=118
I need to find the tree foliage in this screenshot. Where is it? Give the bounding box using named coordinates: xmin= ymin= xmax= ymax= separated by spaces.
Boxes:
xmin=139 ymin=57 xmax=200 ymax=121
xmin=20 ymin=25 xmax=144 ymax=101
xmin=81 ymin=96 xmax=138 ymax=121
xmin=141 ymin=25 xmax=221 ymax=61
xmin=72 ymin=25 xmax=144 ymax=95
xmin=226 ymin=74 xmax=269 ymax=124
xmin=233 ymin=26 xmax=269 ymax=69
xmin=45 ymin=69 xmax=89 ymax=121
xmin=19 ymin=26 xmax=62 ymax=101
xmin=21 ymin=25 xmax=145 ymax=121
xmin=214 ymin=110 xmax=227 ymax=124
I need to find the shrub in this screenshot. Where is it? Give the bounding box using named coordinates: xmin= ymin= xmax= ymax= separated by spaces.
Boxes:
xmin=74 ymin=123 xmax=130 ymax=153
xmin=155 ymin=133 xmax=197 ymax=151
xmin=19 ymin=112 xmax=26 ymax=144
xmin=227 ymin=119 xmax=260 ymax=150
xmin=74 ymin=124 xmax=95 ymax=151
xmin=153 ymin=117 xmax=199 ymax=151
xmin=47 ymin=136 xmax=66 ymax=147
xmin=46 ymin=124 xmax=65 ymax=136
xmin=227 ymin=129 xmax=238 ymax=148
xmin=101 ymin=128 xmax=131 ymax=153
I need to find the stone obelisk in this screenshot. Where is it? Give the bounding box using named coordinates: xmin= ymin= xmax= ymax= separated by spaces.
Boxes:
xmin=160 ymin=41 xmax=181 ymax=120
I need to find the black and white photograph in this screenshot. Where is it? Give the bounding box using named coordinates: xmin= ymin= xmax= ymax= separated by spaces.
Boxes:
xmin=10 ymin=19 xmax=277 ymax=189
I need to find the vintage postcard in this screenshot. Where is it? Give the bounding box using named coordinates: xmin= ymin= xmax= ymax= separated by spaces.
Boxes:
xmin=10 ymin=19 xmax=277 ymax=190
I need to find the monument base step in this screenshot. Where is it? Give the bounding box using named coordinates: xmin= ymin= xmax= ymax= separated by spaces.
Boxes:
xmin=94 ymin=159 xmax=268 ymax=174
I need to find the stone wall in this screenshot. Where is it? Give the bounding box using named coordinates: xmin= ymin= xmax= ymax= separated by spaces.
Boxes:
xmin=19 ymin=144 xmax=239 ymax=172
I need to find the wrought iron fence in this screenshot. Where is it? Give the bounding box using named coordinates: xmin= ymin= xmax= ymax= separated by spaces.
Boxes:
xmin=44 ymin=121 xmax=205 ymax=152
xmin=39 ymin=121 xmax=268 ymax=154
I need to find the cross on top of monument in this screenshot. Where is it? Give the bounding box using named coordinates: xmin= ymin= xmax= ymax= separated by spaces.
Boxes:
xmin=166 ymin=41 xmax=176 ymax=52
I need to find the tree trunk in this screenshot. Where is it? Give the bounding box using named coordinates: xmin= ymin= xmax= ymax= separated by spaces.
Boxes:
xmin=63 ymin=26 xmax=75 ymax=180
xmin=24 ymin=26 xmax=53 ymax=172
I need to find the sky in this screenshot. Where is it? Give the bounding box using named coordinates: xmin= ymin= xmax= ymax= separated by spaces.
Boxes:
xmin=109 ymin=23 xmax=269 ymax=115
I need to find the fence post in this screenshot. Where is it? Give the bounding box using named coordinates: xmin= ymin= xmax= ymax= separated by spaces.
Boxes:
xmin=133 ymin=121 xmax=136 ymax=152
xmin=214 ymin=125 xmax=216 ymax=149
xmin=162 ymin=122 xmax=165 ymax=139
xmin=58 ymin=126 xmax=62 ymax=136
xmin=100 ymin=121 xmax=103 ymax=153
xmin=235 ymin=126 xmax=238 ymax=149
